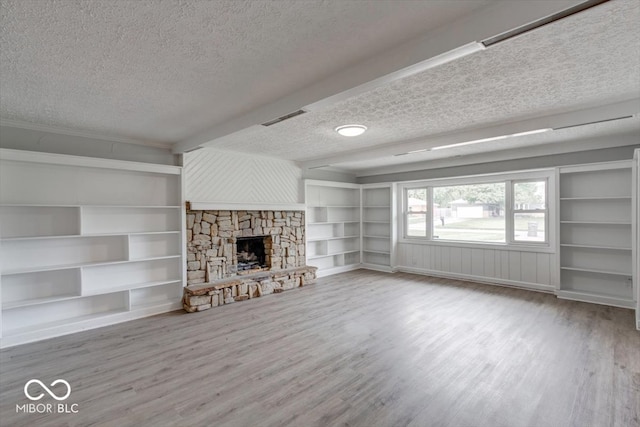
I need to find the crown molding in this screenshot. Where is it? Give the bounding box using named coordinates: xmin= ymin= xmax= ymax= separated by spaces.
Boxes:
xmin=0 ymin=118 xmax=173 ymax=150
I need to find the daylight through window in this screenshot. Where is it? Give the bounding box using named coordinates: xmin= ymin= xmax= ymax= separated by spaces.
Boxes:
xmin=402 ymin=173 xmax=550 ymax=246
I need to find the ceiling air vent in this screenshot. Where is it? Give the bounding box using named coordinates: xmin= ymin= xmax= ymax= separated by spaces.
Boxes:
xmin=261 ymin=109 xmax=307 ymax=127
xmin=482 ymin=0 xmax=609 ymax=47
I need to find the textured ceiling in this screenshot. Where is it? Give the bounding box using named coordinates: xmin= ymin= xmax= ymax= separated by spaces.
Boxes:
xmin=0 ymin=0 xmax=489 ymax=143
xmin=208 ymin=0 xmax=640 ymax=162
xmin=334 ymin=116 xmax=640 ymax=174
xmin=2 ymin=0 xmax=639 ymax=173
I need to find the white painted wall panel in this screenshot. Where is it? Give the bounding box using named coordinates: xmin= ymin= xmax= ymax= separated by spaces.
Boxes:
xmin=185 ymin=148 xmax=302 ymax=203
xmin=484 ymin=249 xmax=495 ymax=278
xmin=471 ymin=249 xmax=484 ymax=277
xmin=500 ymin=250 xmax=509 ymax=280
xmin=509 ymin=252 xmax=521 ymax=282
xmin=521 ymin=252 xmax=537 ymax=284
xmin=397 ymin=242 xmax=555 ymax=292
xmin=536 ymin=253 xmax=550 ymax=286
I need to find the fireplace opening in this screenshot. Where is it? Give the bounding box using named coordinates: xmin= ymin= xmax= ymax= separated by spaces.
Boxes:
xmin=236 ymin=236 xmax=270 ymax=272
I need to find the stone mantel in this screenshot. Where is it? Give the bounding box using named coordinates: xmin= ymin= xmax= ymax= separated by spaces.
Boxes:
xmin=187 ymin=201 xmax=306 ymax=212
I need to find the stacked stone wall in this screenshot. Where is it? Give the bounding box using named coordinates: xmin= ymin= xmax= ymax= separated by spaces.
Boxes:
xmin=185 ymin=209 xmax=306 ymax=285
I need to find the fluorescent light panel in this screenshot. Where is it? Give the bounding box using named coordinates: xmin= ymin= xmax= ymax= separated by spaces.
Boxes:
xmin=430 ymin=128 xmax=552 ymax=151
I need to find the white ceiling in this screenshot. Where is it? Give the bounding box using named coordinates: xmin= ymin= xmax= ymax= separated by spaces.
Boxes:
xmin=1 ymin=0 xmax=639 ymax=174
xmin=0 ymin=0 xmax=489 ymax=143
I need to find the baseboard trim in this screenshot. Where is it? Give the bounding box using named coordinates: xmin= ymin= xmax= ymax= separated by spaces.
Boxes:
xmin=395 ymin=266 xmax=556 ymax=294
xmin=0 ymin=302 xmax=183 ymax=349
xmin=315 ymin=264 xmax=361 ymax=278
xmin=360 ymin=264 xmax=396 ymax=273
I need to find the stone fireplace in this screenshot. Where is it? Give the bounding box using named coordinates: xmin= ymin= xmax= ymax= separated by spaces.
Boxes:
xmin=183 ymin=207 xmax=316 ymax=312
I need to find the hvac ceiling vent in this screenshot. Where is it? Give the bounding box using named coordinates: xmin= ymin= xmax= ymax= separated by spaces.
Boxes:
xmin=482 ymin=0 xmax=609 ymax=47
xmin=261 ymin=109 xmax=307 ymax=127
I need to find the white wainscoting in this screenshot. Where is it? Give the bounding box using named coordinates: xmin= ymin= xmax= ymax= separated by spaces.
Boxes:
xmin=184 ymin=148 xmax=303 ymax=204
xmin=396 ymin=243 xmax=557 ymax=293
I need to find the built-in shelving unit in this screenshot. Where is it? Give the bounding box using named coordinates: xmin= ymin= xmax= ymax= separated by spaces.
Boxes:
xmin=557 ymin=161 xmax=635 ymax=309
xmin=305 ymin=180 xmax=361 ymax=276
xmin=0 ymin=149 xmax=184 ymax=347
xmin=634 ymin=149 xmax=639 ymax=330
xmin=362 ymin=184 xmax=394 ymax=272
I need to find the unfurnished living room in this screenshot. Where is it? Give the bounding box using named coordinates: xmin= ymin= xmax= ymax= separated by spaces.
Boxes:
xmin=0 ymin=1 xmax=639 ymax=426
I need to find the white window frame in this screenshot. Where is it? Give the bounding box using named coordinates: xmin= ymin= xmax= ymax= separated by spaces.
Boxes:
xmin=398 ymin=169 xmax=555 ymax=253
xmin=404 ymin=185 xmax=431 ymax=239
xmin=510 ymin=178 xmax=549 ymax=245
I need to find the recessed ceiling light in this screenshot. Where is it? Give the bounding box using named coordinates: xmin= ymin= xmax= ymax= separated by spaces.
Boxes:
xmin=335 ymin=124 xmax=367 ymax=137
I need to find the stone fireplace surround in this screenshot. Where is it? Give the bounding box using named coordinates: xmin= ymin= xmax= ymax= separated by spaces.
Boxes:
xmin=184 ymin=206 xmax=316 ymax=312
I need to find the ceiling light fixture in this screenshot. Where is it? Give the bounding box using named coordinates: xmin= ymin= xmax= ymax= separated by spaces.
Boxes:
xmin=335 ymin=124 xmax=367 ymax=137
xmin=430 ymin=128 xmax=552 ymax=151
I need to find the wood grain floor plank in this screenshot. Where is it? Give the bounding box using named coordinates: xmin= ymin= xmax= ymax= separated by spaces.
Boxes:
xmin=1 ymin=270 xmax=638 ymax=427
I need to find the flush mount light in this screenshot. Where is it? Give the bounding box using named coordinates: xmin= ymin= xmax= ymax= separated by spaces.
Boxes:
xmin=335 ymin=124 xmax=367 ymax=137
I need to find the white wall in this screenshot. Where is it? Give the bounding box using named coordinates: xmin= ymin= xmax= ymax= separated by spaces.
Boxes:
xmin=184 ymin=148 xmax=303 ymax=203
xmin=303 ymin=168 xmax=357 ymax=183
xmin=396 ymin=244 xmax=555 ymax=292
xmin=0 ymin=125 xmax=176 ymax=165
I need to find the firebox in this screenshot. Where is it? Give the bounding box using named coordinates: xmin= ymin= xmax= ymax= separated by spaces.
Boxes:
xmin=236 ymin=236 xmax=270 ymax=272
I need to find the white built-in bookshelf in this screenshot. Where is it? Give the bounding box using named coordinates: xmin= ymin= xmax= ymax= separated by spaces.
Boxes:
xmin=634 ymin=149 xmax=639 ymax=330
xmin=557 ymin=161 xmax=635 ymax=308
xmin=305 ymin=180 xmax=361 ymax=276
xmin=362 ymin=184 xmax=394 ymax=272
xmin=0 ymin=149 xmax=184 ymax=347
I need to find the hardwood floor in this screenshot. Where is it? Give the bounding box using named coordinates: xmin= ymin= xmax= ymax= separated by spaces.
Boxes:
xmin=1 ymin=270 xmax=639 ymax=427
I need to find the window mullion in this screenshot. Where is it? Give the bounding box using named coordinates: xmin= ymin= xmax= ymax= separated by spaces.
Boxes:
xmin=506 ymin=180 xmax=514 ymax=244
xmin=427 ymin=187 xmax=433 ymax=240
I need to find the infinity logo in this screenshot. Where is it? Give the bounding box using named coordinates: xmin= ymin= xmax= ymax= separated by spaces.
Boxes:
xmin=24 ymin=379 xmax=71 ymax=401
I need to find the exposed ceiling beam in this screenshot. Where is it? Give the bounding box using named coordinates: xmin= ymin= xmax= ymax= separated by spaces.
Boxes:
xmin=173 ymin=0 xmax=585 ymax=154
xmin=355 ymin=133 xmax=640 ymax=179
xmin=300 ymin=98 xmax=640 ymax=169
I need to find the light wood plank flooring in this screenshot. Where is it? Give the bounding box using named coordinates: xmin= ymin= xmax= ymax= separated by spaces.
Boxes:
xmin=1 ymin=270 xmax=639 ymax=427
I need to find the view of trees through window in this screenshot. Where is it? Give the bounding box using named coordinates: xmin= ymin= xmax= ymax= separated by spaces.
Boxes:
xmin=433 ymin=183 xmax=506 ymax=242
xmin=406 ymin=188 xmax=427 ymax=237
xmin=513 ymin=181 xmax=546 ymax=242
xmin=405 ymin=179 xmax=547 ymax=244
